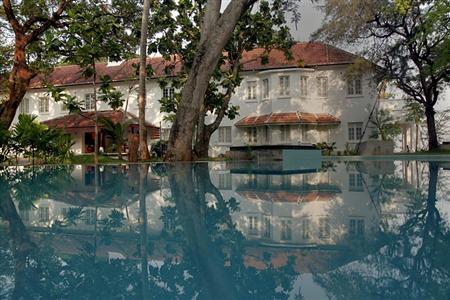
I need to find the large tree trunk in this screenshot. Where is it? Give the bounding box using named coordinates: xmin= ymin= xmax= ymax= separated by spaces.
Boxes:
xmin=194 ymin=127 xmax=211 ymax=159
xmin=0 ymin=39 xmax=34 ymax=128
xmin=425 ymin=105 xmax=439 ymax=150
xmin=138 ymin=0 xmax=151 ymax=161
xmin=166 ymin=163 xmax=239 ymax=299
xmin=165 ymin=0 xmax=251 ymax=162
xmin=0 ymin=0 xmax=68 ymax=128
xmin=139 ymin=164 xmax=150 ymax=299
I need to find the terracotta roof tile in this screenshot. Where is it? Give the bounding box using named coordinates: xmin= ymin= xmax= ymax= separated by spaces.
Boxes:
xmin=237 ymin=191 xmax=335 ymax=202
xmin=235 ymin=112 xmax=340 ymax=127
xmin=28 ymin=42 xmax=357 ymax=89
xmin=41 ymin=110 xmax=160 ymax=139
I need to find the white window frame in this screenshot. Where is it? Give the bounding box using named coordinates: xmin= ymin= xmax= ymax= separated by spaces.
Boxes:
xmin=280 ymin=125 xmax=291 ymax=142
xmin=163 ymin=87 xmax=175 ymax=98
xmin=218 ymin=126 xmax=232 ymax=144
xmin=316 ymin=76 xmax=328 ymax=97
xmin=318 ymin=217 xmax=331 ymax=239
xmin=218 ymin=173 xmax=232 ymax=190
xmin=348 ymin=122 xmax=363 ymax=141
xmin=349 ymin=218 xmax=365 ymax=236
xmin=349 ymin=173 xmax=364 ymax=191
xmin=248 ymin=215 xmax=259 ymax=235
xmin=38 ymin=97 xmax=49 ymax=114
xmin=262 ymin=126 xmax=270 ymax=143
xmin=278 ymin=75 xmax=290 ymax=97
xmin=19 ymin=98 xmax=30 ymax=114
xmin=84 ymin=93 xmax=96 ymax=111
xmin=246 ymin=81 xmax=257 ymax=101
xmin=247 ymin=127 xmax=257 ymax=143
xmin=263 ymin=215 xmax=271 ymax=238
xmin=300 ymin=76 xmax=308 ymax=97
xmin=262 ymin=78 xmax=269 ymax=99
xmin=281 ymin=218 xmax=292 ymax=241
xmin=38 ymin=207 xmax=49 ymax=222
xmin=347 ymin=75 xmax=363 ymax=96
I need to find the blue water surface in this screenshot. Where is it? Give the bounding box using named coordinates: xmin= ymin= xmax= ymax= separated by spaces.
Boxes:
xmin=0 ymin=159 xmax=449 ymax=299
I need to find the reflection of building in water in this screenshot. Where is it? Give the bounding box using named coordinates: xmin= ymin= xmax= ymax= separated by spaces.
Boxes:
xmin=10 ymin=161 xmax=423 ymax=247
xmin=213 ymin=162 xmax=380 ymax=247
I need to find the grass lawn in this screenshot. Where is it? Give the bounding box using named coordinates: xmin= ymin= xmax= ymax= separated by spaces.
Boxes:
xmin=66 ymin=154 xmax=127 ymax=164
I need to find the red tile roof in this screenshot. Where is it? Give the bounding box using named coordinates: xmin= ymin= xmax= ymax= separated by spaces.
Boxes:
xmin=28 ymin=42 xmax=357 ymax=89
xmin=235 ymin=112 xmax=340 ymax=127
xmin=237 ymin=191 xmax=336 ymax=202
xmin=41 ymin=110 xmax=160 ymax=139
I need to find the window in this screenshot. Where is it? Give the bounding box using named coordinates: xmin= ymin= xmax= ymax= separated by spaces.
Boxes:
xmin=262 ymin=126 xmax=270 ymax=143
xmin=349 ymin=218 xmax=365 ymax=236
xmin=248 ymin=216 xmax=258 ymax=235
xmin=218 ymin=126 xmax=232 ymax=143
xmin=163 ymin=87 xmax=175 ymax=98
xmin=349 ymin=173 xmax=364 ymax=191
xmin=19 ymin=98 xmax=30 ymax=114
xmin=262 ymin=78 xmax=269 ymax=99
xmin=316 ymin=77 xmax=328 ymax=97
xmin=164 ymin=216 xmax=175 ymax=231
xmin=302 ymin=218 xmax=311 ymax=239
xmin=263 ymin=216 xmax=271 ymax=238
xmin=280 ymin=125 xmax=290 ymax=142
xmin=39 ymin=207 xmax=49 ymax=222
xmin=84 ymin=209 xmax=97 ymax=225
xmin=218 ymin=173 xmax=232 ymax=190
xmin=38 ymin=97 xmax=49 ymax=113
xmin=247 ymin=127 xmax=257 ymax=143
xmin=348 ymin=122 xmax=363 ymax=141
xmin=319 ymin=218 xmax=331 ymax=239
xmin=281 ymin=219 xmax=292 ymax=241
xmin=247 ymin=174 xmax=258 ymax=189
xmin=347 ymin=75 xmax=362 ymax=95
xmin=279 ymin=75 xmax=290 ymax=96
xmin=84 ymin=93 xmax=96 ymax=110
xmin=247 ymin=81 xmax=257 ymax=100
xmin=300 ymin=76 xmax=308 ymax=97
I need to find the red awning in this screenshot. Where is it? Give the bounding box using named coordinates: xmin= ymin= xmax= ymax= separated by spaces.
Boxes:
xmin=235 ymin=112 xmax=340 ymax=127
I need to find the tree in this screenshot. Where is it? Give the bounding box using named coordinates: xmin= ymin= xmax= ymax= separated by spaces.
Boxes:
xmin=51 ymin=0 xmax=138 ymax=164
xmin=157 ymin=0 xmax=293 ymax=158
xmin=369 ymin=108 xmax=401 ymax=141
xmin=314 ymin=0 xmax=450 ymax=150
xmin=403 ymin=101 xmax=424 ymax=151
xmin=98 ymin=117 xmax=128 ymax=160
xmin=162 ymin=0 xmax=266 ymax=161
xmin=0 ymin=0 xmax=70 ymax=128
xmin=137 ymin=0 xmax=151 ymax=160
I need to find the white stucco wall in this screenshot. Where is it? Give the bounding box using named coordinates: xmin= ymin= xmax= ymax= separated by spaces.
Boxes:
xmin=13 ymin=63 xmax=380 ymax=156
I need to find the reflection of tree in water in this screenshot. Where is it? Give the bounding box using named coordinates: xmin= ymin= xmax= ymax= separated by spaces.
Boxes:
xmin=315 ymin=162 xmax=450 ymax=299
xmin=154 ymin=163 xmax=299 ymax=299
xmin=0 ymin=163 xmax=299 ymax=299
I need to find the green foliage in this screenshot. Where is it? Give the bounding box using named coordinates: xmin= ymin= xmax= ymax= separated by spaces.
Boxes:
xmin=151 ymin=140 xmax=168 ymax=158
xmin=98 ymin=117 xmax=128 ymax=157
xmin=316 ymin=141 xmax=337 ymax=155
xmin=369 ymin=108 xmax=401 ymax=141
xmin=9 ymin=114 xmax=74 ymax=164
xmin=152 ymin=0 xmax=294 ymax=129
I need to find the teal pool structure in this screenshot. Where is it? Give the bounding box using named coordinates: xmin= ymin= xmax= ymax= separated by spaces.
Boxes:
xmin=1 ymin=159 xmax=449 ymax=299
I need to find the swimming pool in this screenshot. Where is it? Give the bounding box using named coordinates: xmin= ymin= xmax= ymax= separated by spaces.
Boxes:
xmin=0 ymin=159 xmax=449 ymax=299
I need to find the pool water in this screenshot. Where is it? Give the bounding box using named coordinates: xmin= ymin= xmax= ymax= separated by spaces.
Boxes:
xmin=1 ymin=160 xmax=450 ymax=299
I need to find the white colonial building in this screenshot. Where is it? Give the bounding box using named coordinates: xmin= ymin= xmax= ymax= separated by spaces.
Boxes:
xmin=13 ymin=41 xmax=414 ymax=156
